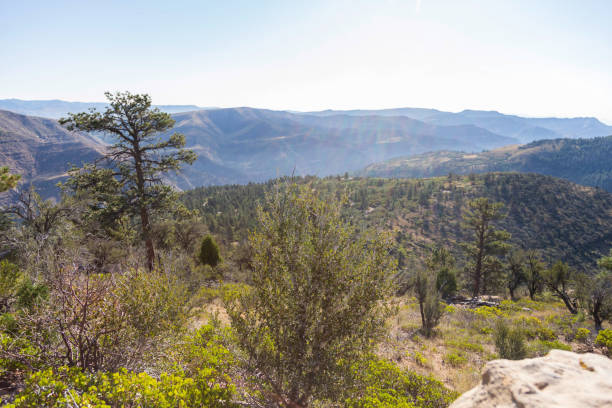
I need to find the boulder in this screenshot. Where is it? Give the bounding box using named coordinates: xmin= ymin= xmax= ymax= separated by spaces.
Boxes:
xmin=450 ymin=350 xmax=612 ymax=408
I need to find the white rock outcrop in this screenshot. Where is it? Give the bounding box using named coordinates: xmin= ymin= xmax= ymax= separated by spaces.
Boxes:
xmin=450 ymin=349 xmax=612 ymax=408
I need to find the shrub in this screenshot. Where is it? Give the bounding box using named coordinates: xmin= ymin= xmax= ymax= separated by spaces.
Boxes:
xmin=414 ymin=269 xmax=444 ymax=337
xmin=445 ymin=352 xmax=467 ymax=367
xmin=227 ymin=184 xmax=397 ymax=406
xmin=7 ymin=365 xmax=237 ymax=408
xmin=494 ymin=321 xmax=527 ymax=360
xmin=345 ymin=357 xmax=458 ymax=408
xmin=436 ymin=267 xmax=457 ymax=299
xmin=596 ymin=329 xmax=612 ymax=356
xmin=413 ymin=351 xmax=428 ymax=367
xmin=198 ymin=235 xmax=221 ymax=268
xmin=536 ymin=339 xmax=571 ymax=352
xmin=1 ymin=267 xmax=187 ymax=374
xmin=575 ymin=328 xmax=590 ymax=343
xmin=445 ymin=339 xmax=484 ymax=354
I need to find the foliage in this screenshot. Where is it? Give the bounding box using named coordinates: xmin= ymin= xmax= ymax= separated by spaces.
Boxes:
xmin=426 ymin=247 xmax=457 ymax=299
xmin=574 ymin=327 xmax=590 ymax=343
xmin=227 ymin=183 xmax=396 ymax=407
xmin=345 ymin=357 xmax=458 ymax=408
xmin=198 ymin=235 xmax=221 ymax=268
xmin=1 ymin=267 xmax=187 ymax=375
xmin=413 ymin=269 xmax=444 ymax=337
xmin=505 ymin=250 xmax=525 ymax=300
xmin=182 ymin=173 xmax=612 ymax=270
xmin=59 ymin=91 xmax=196 ymax=270
xmin=461 ymin=198 xmax=510 ymax=297
xmin=542 ymin=261 xmax=579 ymax=314
xmin=494 ymin=320 xmax=527 ymax=360
xmin=524 ymin=250 xmax=544 ymax=300
xmin=0 ymin=167 xmax=20 ymax=193
xmin=7 ymin=364 xmax=236 ymax=408
xmin=595 ymin=329 xmax=612 ymax=356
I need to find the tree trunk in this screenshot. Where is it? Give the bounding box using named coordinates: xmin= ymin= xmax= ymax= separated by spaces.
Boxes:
xmin=558 ymin=292 xmax=577 ymax=314
xmin=134 ymin=149 xmax=155 ymax=271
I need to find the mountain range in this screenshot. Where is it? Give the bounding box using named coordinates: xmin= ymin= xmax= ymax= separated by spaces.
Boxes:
xmin=1 ymin=99 xmax=612 ymax=196
xmin=358 ymin=136 xmax=612 ymax=192
xmin=307 ymin=108 xmax=612 ymax=142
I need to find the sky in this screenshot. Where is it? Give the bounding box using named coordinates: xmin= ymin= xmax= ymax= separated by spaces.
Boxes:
xmin=1 ymin=0 xmax=611 ymax=123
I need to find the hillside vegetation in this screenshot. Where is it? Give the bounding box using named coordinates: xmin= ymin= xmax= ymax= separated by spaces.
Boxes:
xmin=2 ymin=93 xmax=611 ymax=408
xmin=360 ymin=136 xmax=612 ymax=192
xmin=183 ymin=172 xmax=612 ymax=270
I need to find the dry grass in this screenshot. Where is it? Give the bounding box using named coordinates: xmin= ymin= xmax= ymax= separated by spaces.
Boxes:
xmin=380 ymin=296 xmax=605 ymax=393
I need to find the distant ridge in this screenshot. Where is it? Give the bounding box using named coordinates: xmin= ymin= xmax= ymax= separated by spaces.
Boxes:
xmin=358 ymin=135 xmax=612 ymax=192
xmin=306 ymin=107 xmax=612 ymax=142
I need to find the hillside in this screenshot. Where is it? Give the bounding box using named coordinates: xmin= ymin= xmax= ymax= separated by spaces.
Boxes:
xmin=182 ymin=173 xmax=612 ymax=271
xmin=308 ymin=108 xmax=612 ymax=142
xmin=359 ymin=136 xmax=612 ymax=192
xmin=0 ymin=107 xmax=518 ymax=194
xmin=0 ymin=109 xmax=105 ymax=197
xmin=163 ymin=108 xmax=516 ymax=188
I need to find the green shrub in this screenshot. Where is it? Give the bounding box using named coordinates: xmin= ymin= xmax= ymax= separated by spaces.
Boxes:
xmin=198 ymin=235 xmax=221 ymax=268
xmin=494 ymin=321 xmax=527 ymax=360
xmin=535 ymin=326 xmax=556 ymax=341
xmin=436 ymin=267 xmax=457 ymax=299
xmin=537 ymin=339 xmax=571 ymax=352
xmin=444 ymin=351 xmax=467 ymax=367
xmin=445 ymin=339 xmax=484 ymax=353
xmin=413 ymin=351 xmax=428 ymax=367
xmin=596 ymin=329 xmax=612 ymax=356
xmin=7 ymin=365 xmax=237 ymax=408
xmin=575 ymin=328 xmax=590 ymax=343
xmin=346 ymin=357 xmax=458 ymax=408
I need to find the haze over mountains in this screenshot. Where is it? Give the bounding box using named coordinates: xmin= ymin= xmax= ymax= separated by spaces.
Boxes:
xmin=1 ymin=99 xmax=612 ymax=196
xmin=0 ymin=99 xmax=208 ymax=120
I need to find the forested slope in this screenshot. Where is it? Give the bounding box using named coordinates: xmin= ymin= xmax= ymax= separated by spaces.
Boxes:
xmin=182 ymin=172 xmax=612 ymax=271
xmin=359 ymin=136 xmax=612 ymax=192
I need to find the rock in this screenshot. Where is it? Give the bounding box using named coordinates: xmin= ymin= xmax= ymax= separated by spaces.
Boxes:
xmin=450 ymin=350 xmax=612 ymax=408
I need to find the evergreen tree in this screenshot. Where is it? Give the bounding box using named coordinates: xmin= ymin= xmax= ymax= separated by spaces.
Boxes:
xmin=198 ymin=235 xmax=221 ymax=268
xmin=461 ymin=198 xmax=510 ymax=297
xmin=60 ymin=92 xmax=196 ymax=270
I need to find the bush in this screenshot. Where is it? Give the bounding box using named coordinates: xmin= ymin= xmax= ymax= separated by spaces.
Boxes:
xmin=198 ymin=235 xmax=221 ymax=268
xmin=436 ymin=267 xmax=457 ymax=300
xmin=345 ymin=357 xmax=458 ymax=408
xmin=444 ymin=352 xmax=467 ymax=367
xmin=7 ymin=365 xmax=237 ymax=408
xmin=575 ymin=327 xmax=590 ymax=343
xmin=595 ymin=329 xmax=612 ymax=356
xmin=1 ymin=267 xmax=187 ymax=375
xmin=494 ymin=321 xmax=527 ymax=360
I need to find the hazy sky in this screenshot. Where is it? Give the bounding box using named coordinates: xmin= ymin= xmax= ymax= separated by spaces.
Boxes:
xmin=2 ymin=0 xmax=611 ymax=122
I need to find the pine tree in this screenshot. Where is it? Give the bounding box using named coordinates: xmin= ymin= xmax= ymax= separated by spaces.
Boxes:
xmin=461 ymin=198 xmax=510 ymax=297
xmin=198 ymin=235 xmax=221 ymax=268
xmin=60 ymin=92 xmax=196 ymax=270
